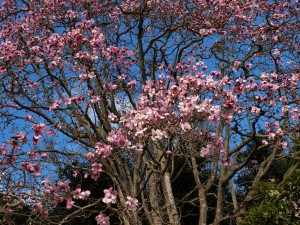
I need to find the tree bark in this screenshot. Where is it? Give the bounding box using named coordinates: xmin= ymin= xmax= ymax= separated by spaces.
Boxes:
xmin=191 ymin=156 xmax=208 ymax=225
xmin=161 ymin=171 xmax=181 ymax=225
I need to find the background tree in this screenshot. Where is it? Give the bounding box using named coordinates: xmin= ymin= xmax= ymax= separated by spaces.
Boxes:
xmin=0 ymin=0 xmax=300 ymax=225
xmin=235 ymin=130 xmax=293 ymax=198
xmin=240 ymin=168 xmax=300 ymax=225
xmin=239 ymin=138 xmax=300 ymax=225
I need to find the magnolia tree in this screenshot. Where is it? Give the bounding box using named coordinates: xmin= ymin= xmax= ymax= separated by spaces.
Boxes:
xmin=0 ymin=0 xmax=300 ymax=224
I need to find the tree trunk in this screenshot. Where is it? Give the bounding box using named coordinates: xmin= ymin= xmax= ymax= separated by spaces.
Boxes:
xmin=191 ymin=156 xmax=208 ymax=225
xmin=161 ymin=172 xmax=181 ymax=225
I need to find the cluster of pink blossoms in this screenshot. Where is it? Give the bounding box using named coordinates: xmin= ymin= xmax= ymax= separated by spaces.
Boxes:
xmin=41 ymin=180 xmax=91 ymax=210
xmin=73 ymin=188 xmax=91 ymax=201
xmin=96 ymin=212 xmax=110 ymax=225
xmin=125 ymin=196 xmax=139 ymax=211
xmin=114 ymin=72 xmax=236 ymax=157
xmin=102 ymin=188 xmax=118 ymax=206
xmin=91 ymin=163 xmax=103 ymax=181
xmin=32 ymin=123 xmax=47 ymax=146
xmin=87 ymin=142 xmax=112 ymax=161
xmin=21 ymin=162 xmax=41 ymax=176
xmin=95 ymin=189 xmax=138 ymax=224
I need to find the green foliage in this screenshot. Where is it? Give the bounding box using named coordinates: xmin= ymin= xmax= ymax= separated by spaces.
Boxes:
xmin=240 ymin=169 xmax=300 ymax=225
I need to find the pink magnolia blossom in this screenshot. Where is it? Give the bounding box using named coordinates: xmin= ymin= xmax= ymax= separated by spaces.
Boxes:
xmin=49 ymin=99 xmax=62 ymax=111
xmin=127 ymin=80 xmax=137 ymax=88
xmin=125 ymin=196 xmax=138 ymax=211
xmin=95 ymin=212 xmax=110 ymax=225
xmin=200 ymin=144 xmax=214 ymax=157
xmin=268 ymin=133 xmax=276 ymax=140
xmin=151 ymin=129 xmax=167 ymax=141
xmin=21 ymin=162 xmax=41 ymax=176
xmin=43 ymin=210 xmax=49 ymax=217
xmin=79 ymin=73 xmax=89 ymax=82
xmin=233 ymin=60 xmax=241 ymax=71
xmin=108 ymin=113 xmax=118 ymax=122
xmin=32 ymin=123 xmax=47 ymax=135
xmin=222 ymin=114 xmax=233 ymax=123
xmin=280 ymin=141 xmax=288 ymax=148
xmin=94 ymin=142 xmax=112 ymax=158
xmin=73 ymin=188 xmax=82 ymax=200
xmin=46 ymin=129 xmax=56 ymax=136
xmin=251 ymin=106 xmax=261 ymax=114
xmin=0 ymin=66 xmax=6 ymax=72
xmin=72 ymin=188 xmax=90 ymax=200
xmin=32 ymin=135 xmax=42 ymax=146
xmin=9 ymin=137 xmax=21 ymax=151
xmin=52 ymin=82 xmax=58 ymax=87
xmin=27 ymin=151 xmax=38 ymax=159
xmin=54 ymin=193 xmax=64 ymax=203
xmin=33 ymin=164 xmax=41 ymax=176
xmin=132 ymin=143 xmax=144 ymax=154
xmin=102 ymin=188 xmax=118 ymax=206
xmin=222 ymin=159 xmax=234 ymax=167
xmin=107 ymin=130 xmax=131 ymax=149
xmin=118 ymin=74 xmax=126 ymax=81
xmin=90 ymin=96 xmax=101 ymax=104
xmin=66 ymin=198 xmax=75 ymax=209
xmin=15 ymin=132 xmax=28 ymax=144
xmin=56 ymin=180 xmax=70 ymax=192
xmin=64 ymin=98 xmax=73 ymax=105
xmin=91 ymin=163 xmax=103 ymax=180
xmin=74 ymin=96 xmax=84 ymax=104
xmin=276 ymin=128 xmax=284 ymax=137
xmin=166 ymin=150 xmax=173 ymax=155
xmin=73 ymin=170 xmax=79 ymax=178
xmin=34 ymin=203 xmax=43 ymax=212
xmin=105 ymin=82 xmax=117 ymax=91
xmin=79 ymin=190 xmax=91 ymax=200
xmin=53 ymin=123 xmax=62 ymax=130
xmin=0 ymin=144 xmax=6 ymax=154
xmin=180 ymin=122 xmax=192 ymax=131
